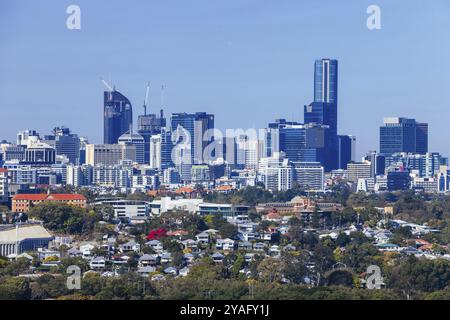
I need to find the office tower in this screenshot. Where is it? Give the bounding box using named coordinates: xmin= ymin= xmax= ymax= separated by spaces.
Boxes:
xmin=292 ymin=162 xmax=325 ymax=191
xmin=137 ymin=110 xmax=166 ymax=164
xmin=364 ymin=150 xmax=385 ymax=177
xmin=104 ymin=90 xmax=133 ymax=144
xmin=438 ymin=166 xmax=449 ymax=193
xmin=85 ymin=144 xmax=135 ymax=166
xmin=44 ymin=127 xmax=81 ymax=165
xmin=279 ymin=124 xmax=306 ymax=162
xmin=304 ymin=102 xmax=338 ymax=171
xmin=387 ymin=170 xmax=410 ymax=191
xmin=149 ymin=134 xmax=162 ymax=169
xmin=0 ymin=143 xmax=25 ymax=162
xmin=163 ymin=167 xmax=181 ymax=184
xmin=416 ymin=122 xmax=428 ymax=154
xmin=66 ymin=165 xmax=84 ymax=187
xmin=338 ymin=135 xmax=356 ymax=170
xmin=170 ymin=112 xmax=214 ymax=182
xmin=191 ymin=165 xmax=211 ymax=184
xmin=24 ymin=142 xmax=56 ymax=164
xmin=262 ymin=128 xmax=280 ymax=158
xmin=118 ymin=131 xmax=145 ymax=164
xmin=193 ymin=112 xmax=215 ymax=164
xmin=160 ymin=128 xmax=175 ymax=170
xmin=303 ymin=58 xmax=339 ymax=172
xmin=379 ymin=117 xmax=428 ymax=155
xmin=236 ymin=134 xmax=262 ymax=170
xmin=386 ymin=152 xmax=443 ymax=178
xmin=171 ymin=112 xmax=214 ymax=164
xmin=171 ymin=113 xmax=196 ymax=169
xmin=17 ymin=130 xmax=40 ymax=146
xmin=314 ymin=58 xmax=338 ymax=104
xmin=92 ymin=164 xmax=133 ymax=188
xmin=78 ymin=137 xmax=89 ymax=165
xmin=347 ymin=161 xmax=372 ymax=183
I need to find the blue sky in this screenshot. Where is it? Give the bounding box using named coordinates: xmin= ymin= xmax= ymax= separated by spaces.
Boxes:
xmin=1 ymin=0 xmax=449 ymax=159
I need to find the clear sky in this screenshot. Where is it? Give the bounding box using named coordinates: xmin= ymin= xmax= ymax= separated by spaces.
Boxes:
xmin=1 ymin=0 xmax=449 ymax=159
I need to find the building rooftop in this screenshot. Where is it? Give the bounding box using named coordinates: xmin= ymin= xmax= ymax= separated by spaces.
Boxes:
xmin=12 ymin=193 xmax=87 ymax=201
xmin=0 ymin=224 xmax=53 ymax=243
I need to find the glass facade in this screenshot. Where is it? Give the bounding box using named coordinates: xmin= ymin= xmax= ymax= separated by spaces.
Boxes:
xmin=379 ymin=118 xmax=428 ymax=156
xmin=103 ymin=91 xmax=133 ymax=144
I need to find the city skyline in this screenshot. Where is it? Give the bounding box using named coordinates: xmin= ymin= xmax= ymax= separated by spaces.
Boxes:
xmin=1 ymin=0 xmax=450 ymax=159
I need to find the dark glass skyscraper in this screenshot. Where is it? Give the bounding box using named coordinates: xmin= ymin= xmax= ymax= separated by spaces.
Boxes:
xmin=304 ymin=58 xmax=339 ymax=172
xmin=103 ymin=90 xmax=133 ymax=144
xmin=171 ymin=112 xmax=214 ymax=165
xmin=304 ymin=102 xmax=338 ymax=171
xmin=314 ymin=59 xmax=338 ymax=104
xmin=379 ymin=117 xmax=428 ymax=156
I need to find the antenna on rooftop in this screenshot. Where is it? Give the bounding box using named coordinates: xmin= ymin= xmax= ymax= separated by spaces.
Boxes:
xmin=143 ymin=82 xmax=150 ymax=116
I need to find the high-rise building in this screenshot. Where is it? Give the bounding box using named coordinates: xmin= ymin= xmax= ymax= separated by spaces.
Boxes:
xmin=304 ymin=58 xmax=339 ymax=172
xmin=338 ymin=135 xmax=356 ymax=170
xmin=379 ymin=117 xmax=428 ymax=156
xmin=137 ymin=110 xmax=166 ymax=164
xmin=17 ymin=130 xmax=40 ymax=147
xmin=160 ymin=128 xmax=175 ymax=170
xmin=0 ymin=168 xmax=8 ymax=202
xmin=149 ymin=134 xmax=162 ymax=169
xmin=104 ymin=90 xmax=133 ymax=144
xmin=171 ymin=112 xmax=214 ymax=165
xmin=118 ymin=131 xmax=145 ymax=164
xmin=0 ymin=143 xmax=25 ymax=162
xmin=314 ymin=59 xmax=338 ymax=104
xmin=258 ymin=154 xmax=293 ymax=192
xmin=387 ymin=170 xmax=410 ymax=191
xmin=304 ymin=102 xmax=338 ymax=171
xmin=364 ymin=150 xmax=385 ymax=177
xmin=44 ymin=127 xmax=80 ymax=165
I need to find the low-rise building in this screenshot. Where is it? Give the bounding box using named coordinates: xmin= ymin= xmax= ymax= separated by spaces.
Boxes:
xmin=12 ymin=193 xmax=87 ymax=213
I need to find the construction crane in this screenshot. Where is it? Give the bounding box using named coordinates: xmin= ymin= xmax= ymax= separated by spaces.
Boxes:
xmin=143 ymin=82 xmax=150 ymax=116
xmin=100 ymin=77 xmax=114 ymax=92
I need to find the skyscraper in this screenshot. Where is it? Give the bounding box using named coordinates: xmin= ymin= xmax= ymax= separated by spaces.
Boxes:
xmin=314 ymin=59 xmax=338 ymax=104
xmin=304 ymin=58 xmax=339 ymax=172
xmin=379 ymin=117 xmax=428 ymax=156
xmin=44 ymin=127 xmax=81 ymax=165
xmin=171 ymin=112 xmax=215 ymax=167
xmin=103 ymin=90 xmax=133 ymax=144
xmin=137 ymin=110 xmax=166 ymax=164
xmin=118 ymin=131 xmax=145 ymax=164
xmin=304 ymin=102 xmax=338 ymax=171
xmin=337 ymin=135 xmax=356 ymax=170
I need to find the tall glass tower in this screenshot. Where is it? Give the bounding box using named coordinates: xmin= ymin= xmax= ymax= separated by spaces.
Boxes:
xmin=303 ymin=58 xmax=339 ymax=171
xmin=103 ymin=90 xmax=133 ymax=144
xmin=314 ymin=59 xmax=338 ymax=104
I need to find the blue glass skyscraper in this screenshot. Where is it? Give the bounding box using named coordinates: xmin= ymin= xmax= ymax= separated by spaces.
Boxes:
xmin=104 ymin=90 xmax=133 ymax=144
xmin=314 ymin=59 xmax=338 ymax=104
xmin=304 ymin=59 xmax=339 ymax=171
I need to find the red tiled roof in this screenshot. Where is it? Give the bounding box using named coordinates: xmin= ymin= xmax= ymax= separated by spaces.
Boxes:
xmin=0 ymin=168 xmax=7 ymax=173
xmin=13 ymin=193 xmax=87 ymax=201
xmin=175 ymin=187 xmax=194 ymax=194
